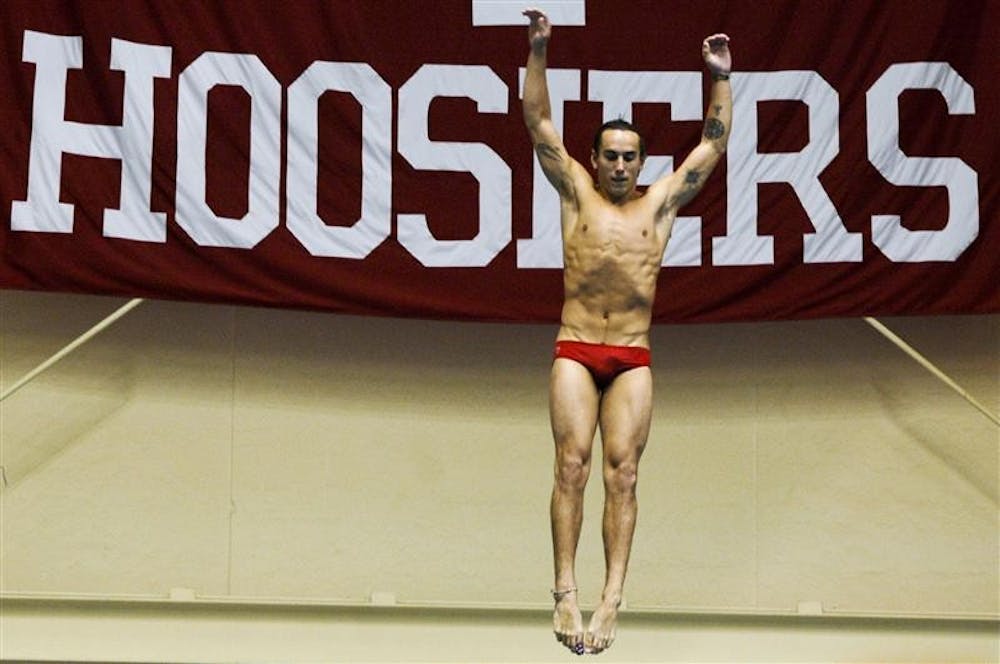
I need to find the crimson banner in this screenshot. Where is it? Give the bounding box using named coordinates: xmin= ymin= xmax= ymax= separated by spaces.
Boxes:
xmin=1 ymin=1 xmax=997 ymax=322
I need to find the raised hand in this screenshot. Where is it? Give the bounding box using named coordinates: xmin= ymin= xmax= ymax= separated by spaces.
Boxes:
xmin=523 ymin=7 xmax=551 ymax=48
xmin=702 ymin=33 xmax=732 ymax=75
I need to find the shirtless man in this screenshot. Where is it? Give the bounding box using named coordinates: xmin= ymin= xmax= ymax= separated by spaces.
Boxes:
xmin=521 ymin=8 xmax=732 ymax=655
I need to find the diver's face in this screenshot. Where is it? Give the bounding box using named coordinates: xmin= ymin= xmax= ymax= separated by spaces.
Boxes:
xmin=591 ymin=129 xmax=644 ymax=202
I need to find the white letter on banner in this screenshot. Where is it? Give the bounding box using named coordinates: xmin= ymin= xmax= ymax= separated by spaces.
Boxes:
xmin=176 ymin=53 xmax=281 ymax=248
xmin=11 ymin=32 xmax=171 ymax=240
xmin=717 ymin=72 xmax=861 ymax=265
xmin=589 ymin=70 xmax=704 ymax=266
xmin=867 ymin=63 xmax=977 ymax=262
xmin=516 ymin=67 xmax=579 ymax=269
xmin=287 ymin=62 xmax=392 ymax=258
xmin=397 ymin=65 xmax=511 ymax=267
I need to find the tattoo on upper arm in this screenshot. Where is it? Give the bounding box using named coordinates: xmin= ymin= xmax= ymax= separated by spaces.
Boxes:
xmin=535 ymin=141 xmax=575 ymax=196
xmin=535 ymin=142 xmax=562 ymax=162
xmin=704 ymin=118 xmax=725 ymax=140
xmin=674 ymin=169 xmax=703 ymax=207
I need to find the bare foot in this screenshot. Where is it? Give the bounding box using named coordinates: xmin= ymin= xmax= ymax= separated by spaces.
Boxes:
xmin=553 ymin=590 xmax=585 ymax=655
xmin=585 ymin=598 xmax=620 ymax=654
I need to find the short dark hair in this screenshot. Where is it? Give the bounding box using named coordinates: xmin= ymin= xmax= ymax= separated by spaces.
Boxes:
xmin=593 ymin=118 xmax=647 ymax=160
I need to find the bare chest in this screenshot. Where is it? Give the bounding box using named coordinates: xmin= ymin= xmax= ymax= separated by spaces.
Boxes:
xmin=565 ymin=205 xmax=666 ymax=267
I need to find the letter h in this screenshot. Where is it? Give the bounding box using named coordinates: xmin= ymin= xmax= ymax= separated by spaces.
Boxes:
xmin=11 ymin=31 xmax=172 ymax=241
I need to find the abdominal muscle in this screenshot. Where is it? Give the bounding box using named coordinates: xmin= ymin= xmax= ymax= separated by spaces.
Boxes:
xmin=556 ymin=298 xmax=653 ymax=348
xmin=556 ymin=182 xmax=673 ymax=348
xmin=557 ymin=205 xmax=666 ymax=348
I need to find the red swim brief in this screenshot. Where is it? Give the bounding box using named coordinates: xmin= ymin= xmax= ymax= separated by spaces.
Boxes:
xmin=554 ymin=340 xmax=651 ymax=389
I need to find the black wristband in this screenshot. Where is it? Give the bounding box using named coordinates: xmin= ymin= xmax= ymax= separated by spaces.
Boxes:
xmin=712 ymin=72 xmax=730 ymax=81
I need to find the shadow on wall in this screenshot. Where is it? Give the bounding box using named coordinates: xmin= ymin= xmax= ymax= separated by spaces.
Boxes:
xmin=230 ymin=306 xmax=557 ymax=416
xmin=1 ymin=384 xmax=132 ymax=490
xmin=871 ymin=379 xmax=998 ymax=503
xmin=1 ymin=298 xmax=135 ymax=489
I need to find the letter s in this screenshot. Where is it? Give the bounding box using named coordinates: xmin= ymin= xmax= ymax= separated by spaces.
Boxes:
xmin=867 ymin=63 xmax=978 ymax=262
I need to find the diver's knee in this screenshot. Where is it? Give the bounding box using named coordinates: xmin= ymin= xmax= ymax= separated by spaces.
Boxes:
xmin=554 ymin=452 xmax=591 ymax=490
xmin=603 ymin=457 xmax=639 ymax=494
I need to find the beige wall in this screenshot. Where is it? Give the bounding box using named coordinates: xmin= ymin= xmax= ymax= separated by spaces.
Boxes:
xmin=1 ymin=290 xmax=997 ymax=647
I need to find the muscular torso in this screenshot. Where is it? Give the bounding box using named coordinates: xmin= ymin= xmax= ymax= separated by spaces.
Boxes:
xmin=558 ymin=187 xmax=674 ymax=348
